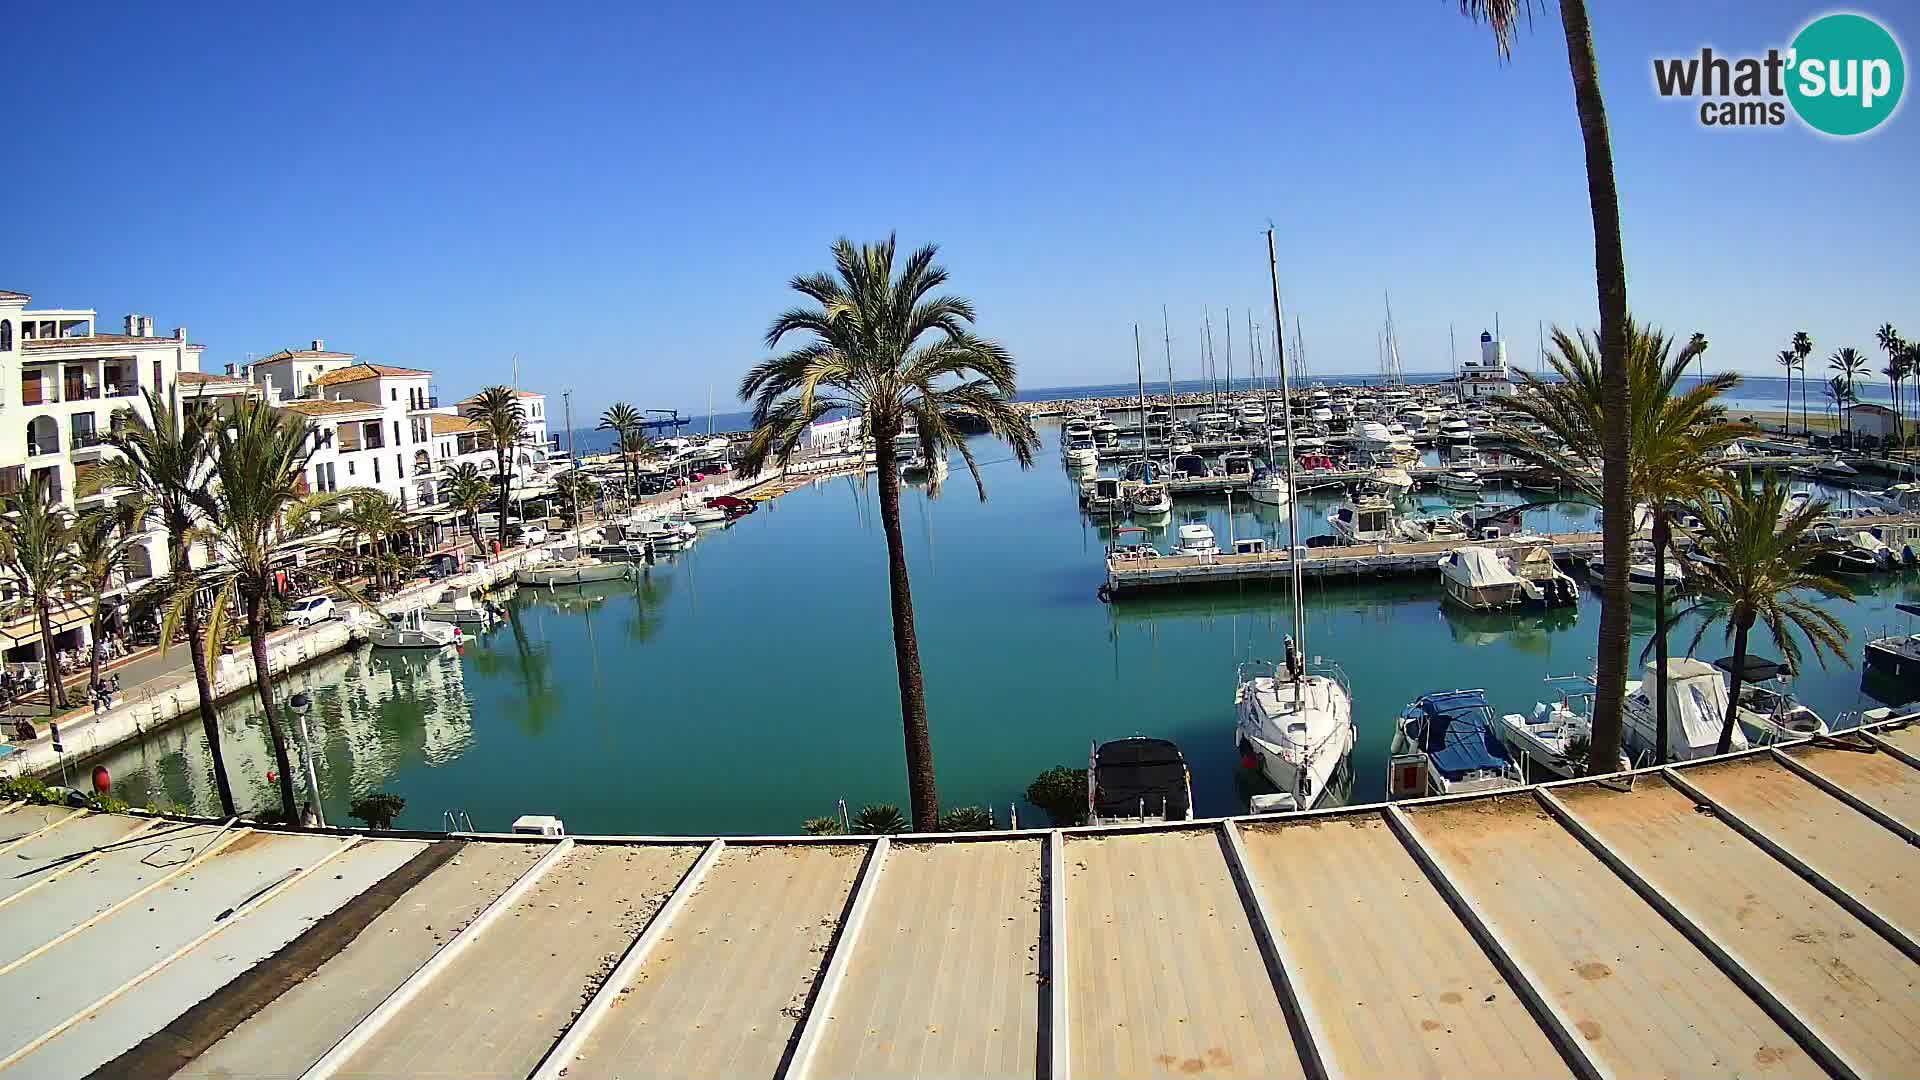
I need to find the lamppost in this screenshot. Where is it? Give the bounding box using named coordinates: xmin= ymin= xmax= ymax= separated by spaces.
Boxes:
xmin=289 ymin=690 xmax=324 ymax=826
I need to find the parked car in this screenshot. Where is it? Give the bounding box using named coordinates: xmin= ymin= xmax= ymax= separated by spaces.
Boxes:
xmin=519 ymin=524 xmax=548 ymax=545
xmin=287 ymin=595 xmax=337 ymax=627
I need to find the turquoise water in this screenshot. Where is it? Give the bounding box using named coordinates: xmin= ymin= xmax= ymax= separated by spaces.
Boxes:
xmin=92 ymin=424 xmax=1920 ymax=834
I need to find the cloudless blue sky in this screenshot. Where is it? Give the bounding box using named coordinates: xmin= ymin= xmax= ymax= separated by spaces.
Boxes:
xmin=5 ymin=1 xmax=1914 ymax=418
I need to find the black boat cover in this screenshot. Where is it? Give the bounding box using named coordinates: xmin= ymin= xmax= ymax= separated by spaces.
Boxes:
xmin=1094 ymin=738 xmax=1190 ymax=820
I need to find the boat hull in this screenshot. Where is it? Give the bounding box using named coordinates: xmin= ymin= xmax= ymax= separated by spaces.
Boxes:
xmin=515 ymin=564 xmax=630 ymax=586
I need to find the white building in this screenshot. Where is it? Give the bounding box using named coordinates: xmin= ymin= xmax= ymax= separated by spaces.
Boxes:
xmin=0 ymin=290 xmax=242 ymax=663
xmin=451 ymin=388 xmax=561 ymax=498
xmin=241 ymin=348 xmax=439 ymax=511
xmin=1453 ymin=330 xmax=1515 ymax=403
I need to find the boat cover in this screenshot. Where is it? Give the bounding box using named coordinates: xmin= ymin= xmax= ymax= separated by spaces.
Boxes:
xmin=1645 ymin=658 xmax=1739 ymax=752
xmin=1093 ymin=738 xmax=1191 ymax=819
xmin=1408 ymin=691 xmax=1511 ymax=780
xmin=1442 ymin=547 xmax=1522 ymax=588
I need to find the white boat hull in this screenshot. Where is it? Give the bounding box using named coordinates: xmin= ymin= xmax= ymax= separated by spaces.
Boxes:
xmin=515 ymin=563 xmax=630 ymax=586
xmin=369 ymin=626 xmax=457 ymax=649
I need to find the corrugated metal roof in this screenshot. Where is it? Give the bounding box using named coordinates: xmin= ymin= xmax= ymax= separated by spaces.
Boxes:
xmin=3 ymin=720 xmax=1916 ymax=1079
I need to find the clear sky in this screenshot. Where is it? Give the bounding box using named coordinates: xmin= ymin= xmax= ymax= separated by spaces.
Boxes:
xmin=5 ymin=1 xmax=1914 ymax=418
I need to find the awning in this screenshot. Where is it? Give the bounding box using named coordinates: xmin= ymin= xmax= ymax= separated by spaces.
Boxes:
xmin=0 ymin=604 xmax=92 ymax=648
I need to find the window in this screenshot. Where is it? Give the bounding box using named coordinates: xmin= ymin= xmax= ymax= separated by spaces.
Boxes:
xmin=393 ymin=420 xmax=401 ymax=445
xmin=348 ymin=460 xmax=355 ymax=477
xmin=373 ymin=458 xmax=381 ymax=482
xmin=153 ymin=361 xmax=161 ymax=388
xmin=0 ymin=321 xmax=10 ymax=351
xmin=390 ymin=388 xmax=397 ymax=402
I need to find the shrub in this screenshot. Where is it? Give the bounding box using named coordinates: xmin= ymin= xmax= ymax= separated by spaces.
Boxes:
xmin=0 ymin=776 xmax=55 ymax=805
xmin=938 ymin=806 xmax=993 ymax=832
xmin=349 ymin=792 xmax=407 ymax=830
xmin=1025 ymin=766 xmax=1088 ymax=827
xmin=801 ymin=815 xmax=845 ymax=836
xmin=849 ymin=803 xmax=907 ymax=835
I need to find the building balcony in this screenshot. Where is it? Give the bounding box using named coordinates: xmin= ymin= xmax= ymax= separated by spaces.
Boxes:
xmin=26 ymin=440 xmax=60 ymax=457
xmin=105 ymin=384 xmax=140 ymax=399
xmin=70 ymin=430 xmax=106 ymax=453
xmin=66 ymin=386 xmax=102 ymax=401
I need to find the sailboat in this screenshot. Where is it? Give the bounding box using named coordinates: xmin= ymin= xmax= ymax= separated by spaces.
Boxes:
xmin=1246 ymin=319 xmax=1291 ymax=510
xmin=1124 ymin=326 xmax=1172 ymax=519
xmin=1235 ymin=228 xmax=1357 ymax=812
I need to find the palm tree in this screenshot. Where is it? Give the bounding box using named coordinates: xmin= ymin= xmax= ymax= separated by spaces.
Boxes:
xmin=339 ymin=491 xmax=404 ymax=590
xmin=1457 ymin=0 xmax=1632 ymax=762
xmin=618 ymin=428 xmax=652 ymax=492
xmin=1668 ymin=471 xmax=1850 ymax=753
xmin=599 ymin=402 xmax=643 ymax=505
xmin=552 ymin=471 xmax=597 ymax=525
xmin=465 ymin=387 xmax=526 ymax=539
xmin=1878 ymin=324 xmax=1907 ymax=447
xmin=1498 ymin=318 xmax=1750 ymax=767
xmin=0 ymin=487 xmax=77 ymax=712
xmin=190 ymin=396 xmax=342 ymax=822
xmin=1775 ymin=348 xmax=1799 ymax=435
xmin=738 ymin=236 xmax=1038 ymax=830
xmin=92 ymin=386 xmax=234 ymax=816
xmin=441 ymin=462 xmax=493 ymax=552
xmin=1793 ymin=331 xmax=1814 ymax=435
xmin=1823 ymin=376 xmax=1852 ymax=427
xmin=1830 ymin=347 xmax=1868 ymax=444
xmin=69 ymin=508 xmax=138 ymax=691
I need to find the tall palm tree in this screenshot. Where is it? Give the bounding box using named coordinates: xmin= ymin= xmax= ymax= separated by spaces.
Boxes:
xmin=92 ymin=386 xmax=234 ymax=816
xmin=1775 ymin=348 xmax=1799 ymax=435
xmin=465 ymin=387 xmax=526 ymax=539
xmin=1793 ymin=331 xmax=1814 ymax=435
xmin=0 ymin=487 xmax=77 ymax=712
xmin=189 ymin=397 xmax=342 ymax=822
xmin=618 ymin=428 xmax=652 ymax=493
xmin=738 ymin=236 xmax=1038 ymax=830
xmin=552 ymin=471 xmax=597 ymax=525
xmin=599 ymin=402 xmax=643 ymax=506
xmin=339 ymin=491 xmax=404 ymax=589
xmin=1830 ymin=347 xmax=1869 ymax=443
xmin=1669 ymin=471 xmax=1850 ymax=753
xmin=1878 ymin=324 xmax=1907 ymax=447
xmin=1457 ymin=0 xmax=1632 ymax=757
xmin=69 ymin=508 xmax=138 ymax=691
xmin=441 ymin=462 xmax=493 ymax=552
xmin=1499 ymin=318 xmax=1749 ymax=767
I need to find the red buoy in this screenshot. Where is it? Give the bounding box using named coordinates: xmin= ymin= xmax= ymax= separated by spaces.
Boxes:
xmin=91 ymin=765 xmax=111 ymax=794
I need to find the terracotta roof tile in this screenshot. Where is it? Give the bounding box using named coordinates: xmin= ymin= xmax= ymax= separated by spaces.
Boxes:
xmin=262 ymin=348 xmax=356 ymax=361
xmin=0 ymin=291 xmax=27 ymax=302
xmin=279 ymin=398 xmax=383 ymax=418
xmin=22 ymin=334 xmax=193 ymax=350
xmin=313 ymin=363 xmax=430 ymax=387
xmin=431 ymin=414 xmax=485 ymax=434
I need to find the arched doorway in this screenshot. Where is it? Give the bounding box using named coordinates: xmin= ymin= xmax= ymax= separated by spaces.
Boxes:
xmin=25 ymin=415 xmax=58 ymax=456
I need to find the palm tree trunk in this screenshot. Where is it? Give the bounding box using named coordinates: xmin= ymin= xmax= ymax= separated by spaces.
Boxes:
xmin=182 ymin=588 xmax=237 ymax=817
xmin=37 ymin=601 xmax=67 ymax=711
xmin=872 ymin=430 xmax=939 ymax=831
xmin=497 ymin=451 xmax=512 ymax=546
xmin=1652 ymin=512 xmax=1671 ymax=765
xmin=1800 ymin=365 xmax=1808 ymax=436
xmin=246 ymin=590 xmax=299 ymax=821
xmin=1558 ymin=0 xmax=1630 ymax=776
xmin=1717 ymin=618 xmax=1751 ymax=754
xmin=88 ymin=616 xmax=104 ymax=691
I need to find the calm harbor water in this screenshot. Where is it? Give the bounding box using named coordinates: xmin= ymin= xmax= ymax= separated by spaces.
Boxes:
xmin=92 ymin=422 xmax=1920 ymax=834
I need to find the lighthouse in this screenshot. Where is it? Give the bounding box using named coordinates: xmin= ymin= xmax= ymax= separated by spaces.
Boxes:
xmin=1456 ymin=329 xmax=1515 ymax=402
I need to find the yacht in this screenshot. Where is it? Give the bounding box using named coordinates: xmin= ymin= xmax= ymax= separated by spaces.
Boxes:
xmin=1438 ymin=547 xmax=1528 ymax=611
xmin=1237 ymin=401 xmax=1268 ymax=432
xmin=1086 ymin=476 xmax=1126 ymax=517
xmin=1062 ymin=417 xmax=1094 ymax=442
xmin=1196 ymin=410 xmax=1233 ymax=434
xmin=1721 ymin=656 xmax=1829 ymax=743
xmin=1236 ymin=648 xmax=1356 ymax=811
xmin=1355 ymin=421 xmax=1414 ymax=458
xmin=1437 ymin=417 xmax=1474 ymax=445
xmin=1621 ymin=658 xmax=1745 ymax=762
xmin=1173 ymin=521 xmax=1219 ymax=557
xmin=1373 ymin=466 xmax=1415 ymax=497
xmin=1143 ymin=409 xmax=1172 ymax=432
xmin=1327 ymin=494 xmax=1397 ymax=544
xmin=1387 ymin=689 xmax=1525 ymax=798
xmin=1093 ymin=418 xmax=1122 ymax=443
xmin=1128 ymin=481 xmax=1172 ymax=517
xmin=368 ymin=606 xmax=460 ymax=650
xmin=1087 ymin=737 xmax=1195 ymax=824
xmin=1437 ymin=470 xmax=1485 ymax=494
xmin=1219 ymin=450 xmax=1256 ymax=480
xmin=1867 ymin=603 xmax=1920 ymax=696
xmin=1494 ymin=683 xmax=1630 ymax=781
xmin=1171 ymin=452 xmax=1209 ymax=479
xmin=424 ymin=587 xmax=500 ymax=628
xmin=1585 ymin=553 xmax=1685 ymax=593
xmin=1063 ymin=436 xmax=1099 ymax=471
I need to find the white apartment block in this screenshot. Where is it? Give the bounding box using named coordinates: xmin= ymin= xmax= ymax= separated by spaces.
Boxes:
xmin=0 ymin=289 xmax=246 ymax=662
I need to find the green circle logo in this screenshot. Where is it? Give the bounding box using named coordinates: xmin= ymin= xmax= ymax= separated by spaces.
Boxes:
xmin=1788 ymin=12 xmax=1906 ymax=136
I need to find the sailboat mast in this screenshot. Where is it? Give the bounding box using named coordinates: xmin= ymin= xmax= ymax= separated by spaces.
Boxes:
xmin=1224 ymin=308 xmax=1233 ymax=409
xmin=1134 ymin=324 xmax=1148 ymax=463
xmin=1163 ymin=307 xmax=1176 ymax=476
xmin=1266 ymin=226 xmax=1306 ymax=664
xmin=1204 ymin=312 xmax=1217 ymax=410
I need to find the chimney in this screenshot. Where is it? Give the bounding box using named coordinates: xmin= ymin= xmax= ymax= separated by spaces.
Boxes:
xmin=312 ymin=338 xmax=325 ymax=352
xmin=139 ymin=315 xmax=154 ymax=337
xmin=262 ymin=373 xmax=278 ymax=404
xmin=124 ymin=314 xmax=138 ymax=336
xmin=173 ymin=326 xmax=186 ymax=341
xmin=225 ymin=363 xmax=237 ymax=377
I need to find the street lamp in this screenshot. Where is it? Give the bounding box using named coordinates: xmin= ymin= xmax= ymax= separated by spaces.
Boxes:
xmin=289 ymin=690 xmax=324 ymax=827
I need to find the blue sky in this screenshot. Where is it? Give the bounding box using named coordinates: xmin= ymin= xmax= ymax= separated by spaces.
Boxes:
xmin=5 ymin=0 xmax=1914 ymax=417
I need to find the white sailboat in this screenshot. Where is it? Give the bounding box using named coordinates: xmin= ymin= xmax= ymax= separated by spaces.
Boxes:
xmin=1235 ymin=228 xmax=1356 ymax=812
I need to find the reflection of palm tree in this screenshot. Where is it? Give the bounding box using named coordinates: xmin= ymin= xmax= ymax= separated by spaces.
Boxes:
xmin=503 ymin=603 xmax=559 ymax=736
xmin=624 ymin=569 xmax=674 ymax=645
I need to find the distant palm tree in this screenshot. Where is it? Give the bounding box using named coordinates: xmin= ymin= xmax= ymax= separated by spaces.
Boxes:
xmin=1878 ymin=324 xmax=1907 ymax=446
xmin=465 ymin=388 xmax=526 ymax=539
xmin=190 ymin=397 xmax=342 ymax=822
xmin=738 ymin=236 xmax=1038 ymax=830
xmin=69 ymin=508 xmax=139 ymax=691
xmin=1793 ymin=331 xmax=1814 ymax=435
xmin=599 ymin=402 xmax=642 ymax=505
xmin=1775 ymin=348 xmax=1799 ymax=434
xmin=92 ymin=387 xmax=234 ymax=815
xmin=618 ymin=428 xmax=652 ymax=490
xmin=1669 ymin=471 xmax=1850 ymax=753
xmin=1830 ymin=348 xmax=1869 ymax=442
xmin=1499 ymin=318 xmax=1750 ymax=766
xmin=1457 ymin=0 xmax=1632 ymax=765
xmin=339 ymin=491 xmax=404 ymax=589
xmin=0 ymin=487 xmax=77 ymax=712
xmin=552 ymin=471 xmax=597 ymax=525
xmin=441 ymin=462 xmax=493 ymax=552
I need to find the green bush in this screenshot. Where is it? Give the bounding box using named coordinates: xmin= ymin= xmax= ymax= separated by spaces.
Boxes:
xmin=0 ymin=776 xmax=55 ymax=805
xmin=850 ymin=804 xmax=906 ymax=835
xmin=349 ymin=792 xmax=407 ymax=830
xmin=801 ymin=815 xmax=845 ymax=836
xmin=1025 ymin=766 xmax=1088 ymax=827
xmin=938 ymin=806 xmax=993 ymax=832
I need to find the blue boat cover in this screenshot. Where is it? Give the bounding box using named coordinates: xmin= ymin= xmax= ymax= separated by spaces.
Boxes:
xmin=1409 ymin=690 xmax=1511 ymax=780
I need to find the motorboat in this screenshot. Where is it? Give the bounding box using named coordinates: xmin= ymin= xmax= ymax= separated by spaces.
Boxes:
xmin=1437 ymin=470 xmax=1485 ymax=494
xmin=1504 ymin=541 xmax=1581 ymax=608
xmin=515 ymin=556 xmax=630 ymax=586
xmin=368 ymin=606 xmax=460 ymax=650
xmin=1173 ymin=521 xmax=1219 ymax=557
xmin=1235 ymin=646 xmax=1356 ymax=811
xmin=1086 ymin=476 xmax=1126 ymax=517
xmin=1063 ymin=436 xmax=1099 ymax=471
xmin=1494 ymin=685 xmax=1630 ymax=781
xmin=1327 ymin=494 xmax=1397 ymax=544
xmin=1856 ymin=482 xmax=1920 ymax=514
xmin=1438 ymin=547 xmax=1527 ymax=611
xmin=1093 ymin=419 xmax=1122 ymax=442
xmin=1621 ymin=658 xmax=1745 ymax=763
xmin=1062 ymin=417 xmax=1094 ymax=441
xmin=1866 ymin=603 xmax=1920 ymax=695
xmin=1372 ymin=466 xmax=1415 ymax=497
xmin=1812 ymin=542 xmax=1880 ymax=575
xmin=1220 ymin=450 xmax=1256 ymax=480
xmin=900 ymin=450 xmax=949 ymax=483
xmin=1171 ymin=452 xmax=1209 ymax=479
xmin=681 ymin=500 xmax=731 ymax=524
xmin=424 ymin=587 xmax=499 ymax=628
xmin=1397 ymin=513 xmax=1469 ymax=544
xmin=1437 ymin=418 xmax=1474 ymax=445
xmin=1387 ymin=689 xmax=1525 ymax=798
xmin=1195 ymin=410 xmax=1233 ymax=433
xmin=1245 ymin=465 xmax=1291 ymax=508
xmin=1811 ymin=455 xmax=1859 ymax=480
xmin=1585 ymin=553 xmax=1685 ymax=593
xmin=1087 ymin=737 xmax=1195 ymax=824
xmin=1128 ymin=481 xmax=1172 ymax=516
xmin=1718 ymin=655 xmax=1829 ymax=743
xmin=1237 ymin=402 xmax=1268 ymax=432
